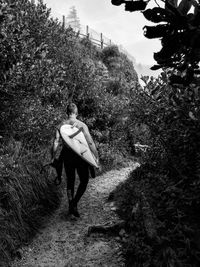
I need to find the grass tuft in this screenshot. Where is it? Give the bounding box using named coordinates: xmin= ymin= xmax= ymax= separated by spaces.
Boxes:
xmin=0 ymin=139 xmax=61 ymax=265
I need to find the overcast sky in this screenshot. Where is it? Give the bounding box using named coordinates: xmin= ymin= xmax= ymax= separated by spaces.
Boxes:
xmin=43 ymin=0 xmax=162 ymax=66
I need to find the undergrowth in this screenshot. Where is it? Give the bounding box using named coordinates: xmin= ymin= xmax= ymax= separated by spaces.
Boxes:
xmin=0 ymin=139 xmax=61 ymax=266
xmin=98 ymin=144 xmax=133 ymax=173
xmin=111 ymin=157 xmax=200 ymax=267
xmin=0 ymin=137 xmax=130 ymax=266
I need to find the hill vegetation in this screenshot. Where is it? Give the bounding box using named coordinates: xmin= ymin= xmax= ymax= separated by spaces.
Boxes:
xmin=0 ymin=0 xmax=138 ymax=265
xmin=3 ymin=0 xmax=200 ymax=265
xmin=110 ymin=0 xmax=200 ymax=266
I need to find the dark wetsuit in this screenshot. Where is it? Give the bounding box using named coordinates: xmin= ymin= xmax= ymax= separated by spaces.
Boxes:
xmin=57 ymin=121 xmax=90 ymax=204
xmin=60 ymin=146 xmax=89 ymax=203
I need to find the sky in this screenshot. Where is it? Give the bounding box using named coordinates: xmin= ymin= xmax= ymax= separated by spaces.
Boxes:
xmin=43 ymin=0 xmax=162 ymax=67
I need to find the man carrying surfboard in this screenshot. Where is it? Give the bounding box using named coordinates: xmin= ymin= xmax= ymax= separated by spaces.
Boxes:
xmin=51 ymin=103 xmax=99 ymax=217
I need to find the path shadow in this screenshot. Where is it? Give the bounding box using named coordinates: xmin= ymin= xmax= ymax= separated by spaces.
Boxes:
xmin=59 ymin=208 xmax=78 ymax=222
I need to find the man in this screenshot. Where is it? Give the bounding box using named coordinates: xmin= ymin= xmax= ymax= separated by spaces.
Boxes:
xmin=51 ymin=103 xmax=99 ymax=217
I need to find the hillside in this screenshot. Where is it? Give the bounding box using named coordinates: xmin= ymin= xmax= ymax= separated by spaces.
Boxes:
xmin=1 ymin=0 xmax=200 ymax=266
xmin=0 ymin=1 xmax=138 ymax=265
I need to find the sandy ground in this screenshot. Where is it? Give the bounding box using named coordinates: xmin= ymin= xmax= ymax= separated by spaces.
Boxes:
xmin=11 ymin=165 xmax=137 ymax=267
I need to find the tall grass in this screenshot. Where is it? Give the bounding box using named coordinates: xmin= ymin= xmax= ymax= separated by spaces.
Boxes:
xmin=0 ymin=139 xmax=61 ymax=265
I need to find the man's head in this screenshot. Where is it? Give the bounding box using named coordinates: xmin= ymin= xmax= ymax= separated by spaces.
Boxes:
xmin=67 ymin=103 xmax=78 ymax=116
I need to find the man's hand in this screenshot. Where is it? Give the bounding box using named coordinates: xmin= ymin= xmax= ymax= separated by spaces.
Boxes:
xmin=96 ymin=158 xmax=102 ymax=171
xmin=51 ymin=129 xmax=60 ymax=161
xmin=97 ymin=164 xmax=102 ymax=172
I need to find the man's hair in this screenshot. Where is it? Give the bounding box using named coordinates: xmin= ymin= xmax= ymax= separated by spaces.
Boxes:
xmin=67 ymin=103 xmax=78 ymax=116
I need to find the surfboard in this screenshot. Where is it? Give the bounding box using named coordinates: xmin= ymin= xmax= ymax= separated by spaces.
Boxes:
xmin=59 ymin=124 xmax=99 ymax=168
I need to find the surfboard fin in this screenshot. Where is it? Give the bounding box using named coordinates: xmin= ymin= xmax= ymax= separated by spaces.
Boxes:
xmin=81 ymin=150 xmax=87 ymax=155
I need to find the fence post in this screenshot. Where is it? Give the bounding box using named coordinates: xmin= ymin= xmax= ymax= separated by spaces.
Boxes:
xmin=100 ymin=33 xmax=103 ymax=49
xmin=62 ymin=15 xmax=65 ymax=30
xmin=86 ymin=25 xmax=89 ymax=38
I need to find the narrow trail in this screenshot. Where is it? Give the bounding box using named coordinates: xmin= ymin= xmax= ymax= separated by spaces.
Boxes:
xmin=12 ymin=165 xmax=137 ymax=267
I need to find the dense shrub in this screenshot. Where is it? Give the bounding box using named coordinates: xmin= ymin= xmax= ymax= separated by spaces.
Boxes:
xmin=0 ymin=0 xmax=138 ymax=150
xmin=0 ymin=0 xmax=138 ymax=264
xmin=0 ymin=139 xmax=61 ymax=265
xmin=111 ymin=3 xmax=200 ymax=264
xmin=111 ymin=71 xmax=200 ymax=266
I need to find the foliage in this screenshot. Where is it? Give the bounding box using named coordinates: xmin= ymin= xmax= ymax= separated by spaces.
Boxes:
xmin=130 ymin=70 xmax=200 ymax=176
xmin=0 ymin=0 xmax=97 ymax=145
xmin=0 ymin=139 xmax=60 ymax=265
xmin=0 ymin=0 xmax=138 ymax=264
xmin=112 ymin=71 xmax=200 ymax=265
xmin=112 ymin=0 xmax=200 ymax=86
xmin=110 ymin=1 xmax=200 ymax=265
xmin=75 ymin=43 xmax=138 ymax=167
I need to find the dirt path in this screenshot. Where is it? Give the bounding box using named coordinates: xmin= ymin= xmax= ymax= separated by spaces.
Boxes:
xmin=12 ymin=165 xmax=137 ymax=267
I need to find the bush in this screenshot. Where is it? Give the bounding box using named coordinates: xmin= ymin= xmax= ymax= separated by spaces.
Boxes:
xmin=0 ymin=0 xmax=138 ymax=264
xmin=0 ymin=139 xmax=61 ymax=265
xmin=112 ymin=72 xmax=200 ymax=266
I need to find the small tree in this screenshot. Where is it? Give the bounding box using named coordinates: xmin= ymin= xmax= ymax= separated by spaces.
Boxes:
xmin=66 ymin=6 xmax=81 ymax=32
xmin=111 ymin=1 xmax=200 ymax=266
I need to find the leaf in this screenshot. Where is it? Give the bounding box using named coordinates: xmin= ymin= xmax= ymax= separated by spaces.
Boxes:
xmin=125 ymin=1 xmax=147 ymax=12
xmin=150 ymin=65 xmax=163 ymax=70
xmin=189 ymin=111 xmax=197 ymax=120
xmin=143 ymin=7 xmax=172 ymax=23
xmin=178 ymin=0 xmax=192 ymax=15
xmin=194 ymin=69 xmax=200 ymax=74
xmin=192 ymin=8 xmax=200 ymax=26
xmin=172 ymin=95 xmax=181 ymax=105
xmin=143 ymin=24 xmax=171 ymax=39
xmin=165 ymin=0 xmax=181 ymax=15
xmin=151 ymin=85 xmax=160 ymax=95
xmin=111 ymin=0 xmax=124 ymax=6
xmin=170 ymin=75 xmax=185 ymax=85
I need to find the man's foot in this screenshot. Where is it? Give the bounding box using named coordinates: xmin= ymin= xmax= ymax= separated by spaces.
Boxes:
xmin=68 ymin=201 xmax=74 ymax=215
xmin=68 ymin=201 xmax=80 ymax=217
xmin=71 ymin=202 xmax=80 ymax=218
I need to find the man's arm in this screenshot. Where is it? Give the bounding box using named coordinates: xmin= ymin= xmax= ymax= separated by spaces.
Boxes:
xmin=51 ymin=129 xmax=60 ymax=160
